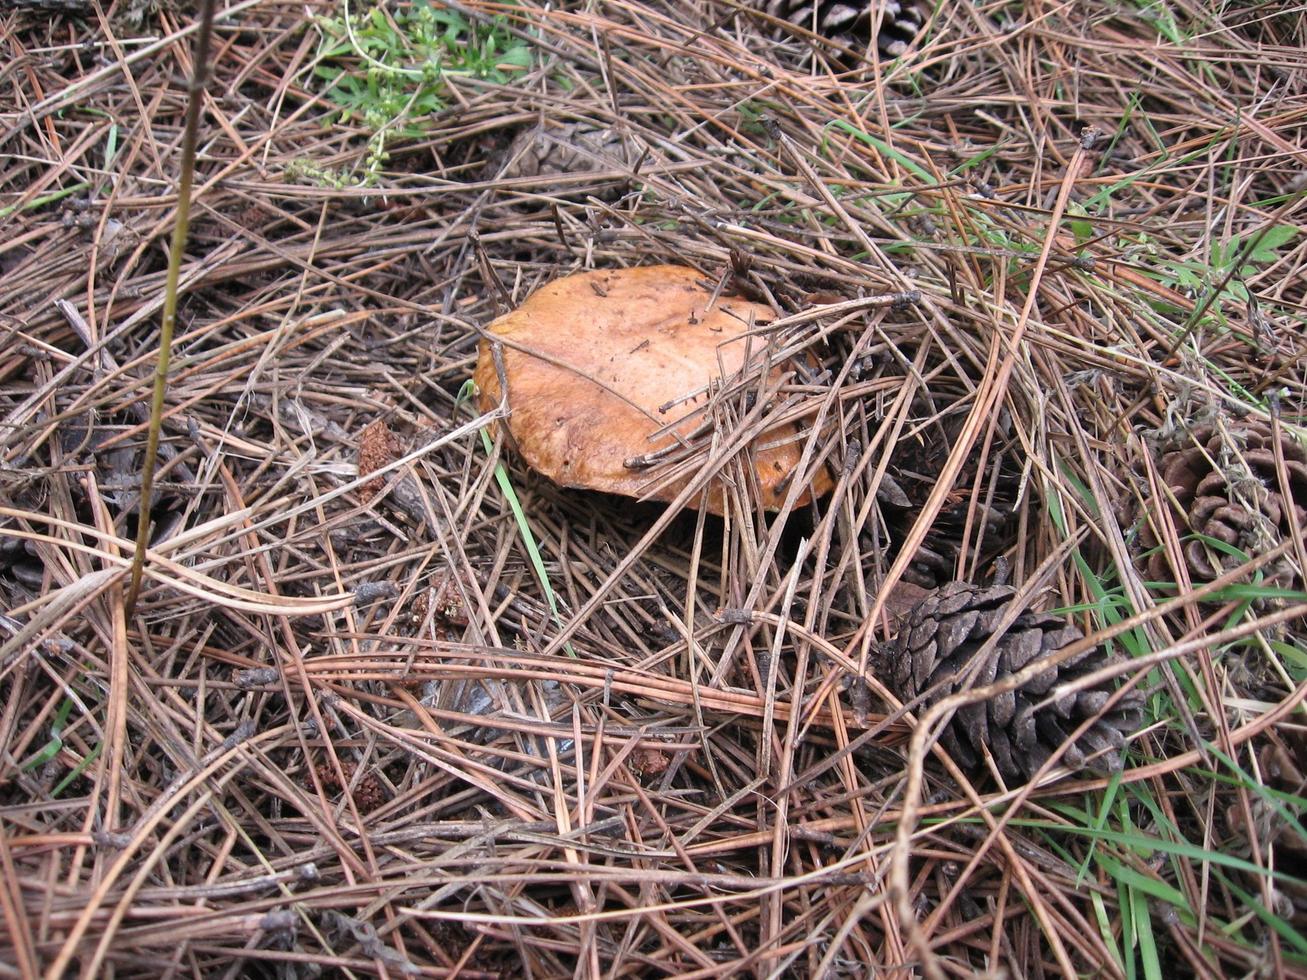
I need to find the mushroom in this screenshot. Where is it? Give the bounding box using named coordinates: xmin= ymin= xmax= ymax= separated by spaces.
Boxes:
xmin=472 ymin=265 xmax=832 ymax=513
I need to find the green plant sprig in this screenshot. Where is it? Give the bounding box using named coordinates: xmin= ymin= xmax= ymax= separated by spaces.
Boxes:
xmin=457 ymin=379 xmax=576 ymax=658
xmin=310 ymin=0 xmax=531 ymax=185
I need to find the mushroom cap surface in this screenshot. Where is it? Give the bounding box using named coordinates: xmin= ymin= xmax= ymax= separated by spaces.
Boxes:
xmin=472 ymin=265 xmax=830 ymax=512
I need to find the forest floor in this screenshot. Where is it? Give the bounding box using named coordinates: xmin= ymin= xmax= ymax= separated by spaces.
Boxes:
xmin=2 ymin=0 xmax=1307 ymax=976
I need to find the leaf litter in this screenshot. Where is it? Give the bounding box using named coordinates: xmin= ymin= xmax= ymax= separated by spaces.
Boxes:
xmin=1 ymin=0 xmax=1306 ymax=976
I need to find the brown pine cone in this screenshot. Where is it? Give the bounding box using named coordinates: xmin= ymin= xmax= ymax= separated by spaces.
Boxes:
xmin=1224 ymin=736 xmax=1307 ymax=928
xmin=351 ymin=773 xmax=388 ymax=815
xmin=498 ymin=122 xmax=632 ymax=182
xmin=1130 ymin=421 xmax=1307 ymax=589
xmin=312 ymin=760 xmax=387 ymax=814
xmin=357 ymin=419 xmax=401 ymax=502
xmin=0 ymin=535 xmax=43 ymax=592
xmin=765 ymin=0 xmax=926 ymax=58
xmin=878 ymin=582 xmax=1143 ymax=783
xmin=880 ymin=411 xmax=1019 ymax=589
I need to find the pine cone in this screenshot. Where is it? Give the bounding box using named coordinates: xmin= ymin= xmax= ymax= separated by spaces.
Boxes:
xmin=880 ymin=412 xmax=1019 ymax=588
xmin=765 ymin=0 xmax=925 ymax=58
xmin=1224 ymin=737 xmax=1307 ymax=928
xmin=1131 ymin=421 xmax=1307 ymax=588
xmin=0 ymin=535 xmax=43 ymax=591
xmin=878 ymin=582 xmax=1142 ymax=783
xmin=357 ymin=418 xmax=401 ymax=502
xmin=498 ymin=122 xmax=632 ymax=182
xmin=351 ymin=773 xmax=387 ymax=815
xmin=312 ymin=760 xmax=387 ymax=814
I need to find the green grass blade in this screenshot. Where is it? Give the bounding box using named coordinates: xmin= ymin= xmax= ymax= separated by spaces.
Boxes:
xmin=459 ymin=380 xmax=576 ymax=658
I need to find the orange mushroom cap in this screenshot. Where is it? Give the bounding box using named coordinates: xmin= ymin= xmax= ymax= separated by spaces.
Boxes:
xmin=473 ymin=265 xmax=832 ymax=513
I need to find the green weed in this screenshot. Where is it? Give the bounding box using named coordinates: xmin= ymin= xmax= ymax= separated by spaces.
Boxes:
xmin=1153 ymin=224 xmax=1297 ymax=310
xmin=458 ymin=380 xmax=576 ymax=658
xmin=19 ymin=696 xmax=102 ymax=798
xmin=311 ymin=0 xmax=531 ymax=184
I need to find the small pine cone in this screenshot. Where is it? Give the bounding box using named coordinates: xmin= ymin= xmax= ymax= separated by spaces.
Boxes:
xmin=313 ymin=760 xmax=349 ymax=792
xmin=312 ymin=760 xmax=386 ymax=814
xmin=499 ymin=122 xmax=632 ymax=182
xmin=357 ymin=419 xmax=401 ymax=502
xmin=765 ymin=0 xmax=925 ymax=58
xmin=1225 ymin=737 xmax=1307 ymax=927
xmin=878 ymin=582 xmax=1142 ymax=783
xmin=1 ymin=535 xmax=43 ymax=590
xmin=1130 ymin=422 xmax=1307 ymax=588
xmin=352 ymin=773 xmax=387 ymax=815
xmin=882 ymin=412 xmax=1019 ymax=589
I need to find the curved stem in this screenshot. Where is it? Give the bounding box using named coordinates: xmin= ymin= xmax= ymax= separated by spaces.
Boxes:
xmin=124 ymin=0 xmax=218 ymax=618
